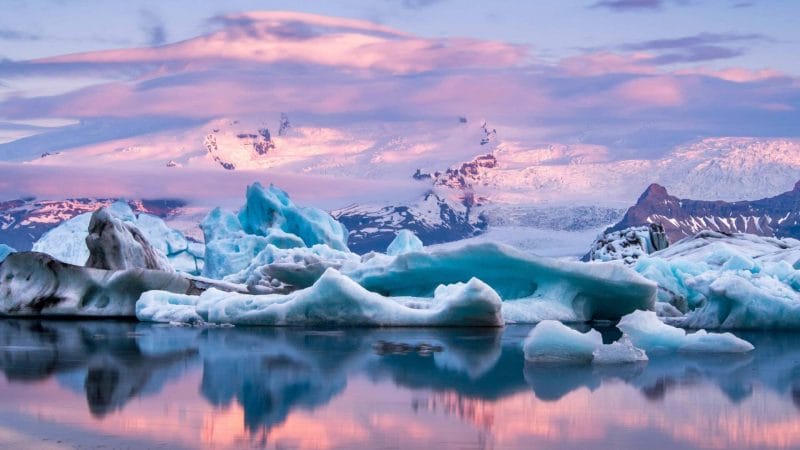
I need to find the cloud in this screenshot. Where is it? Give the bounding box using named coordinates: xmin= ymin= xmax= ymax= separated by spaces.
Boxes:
xmin=621 ymin=32 xmax=767 ymax=51
xmin=0 ymin=9 xmax=796 ymax=168
xmin=0 ymin=28 xmax=42 ymax=41
xmin=591 ymin=0 xmax=667 ymax=11
xmin=139 ymin=9 xmax=167 ymax=47
xmin=392 ymin=0 xmax=447 ymax=9
xmin=618 ymin=32 xmax=767 ymax=64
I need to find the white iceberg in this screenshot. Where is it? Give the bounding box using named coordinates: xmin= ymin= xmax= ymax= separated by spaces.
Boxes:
xmin=32 ymin=201 xmax=203 ymax=275
xmin=523 ymin=321 xmax=602 ymax=363
xmin=591 ymin=336 xmax=648 ymax=364
xmin=523 ymin=320 xmax=647 ymax=364
xmin=617 ymin=310 xmax=754 ymax=353
xmin=137 ymin=268 xmax=504 ymax=327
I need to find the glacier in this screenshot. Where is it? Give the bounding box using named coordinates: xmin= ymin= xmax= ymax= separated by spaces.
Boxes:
xmin=32 ymin=201 xmax=203 ymax=275
xmin=0 ymin=244 xmax=13 ymax=263
xmin=137 ymin=268 xmax=504 ymax=327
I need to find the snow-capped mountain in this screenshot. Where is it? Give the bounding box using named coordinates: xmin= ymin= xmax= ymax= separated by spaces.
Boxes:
xmin=606 ymin=181 xmax=800 ymax=244
xmin=332 ymin=190 xmax=486 ymax=254
xmin=414 ymin=137 xmax=800 ymax=206
xmin=0 ymin=198 xmax=186 ymax=250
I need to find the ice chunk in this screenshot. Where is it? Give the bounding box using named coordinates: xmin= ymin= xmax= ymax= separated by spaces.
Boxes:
xmin=347 ymin=242 xmax=656 ymax=322
xmin=31 ymin=201 xmax=203 ymax=275
xmin=592 ymin=336 xmax=648 ymax=364
xmin=618 ymin=310 xmax=753 ymax=353
xmin=523 ymin=321 xmax=602 ymax=363
xmin=0 ymin=252 xmax=194 ymax=316
xmin=238 ymin=183 xmax=348 ymax=251
xmin=85 ymin=208 xmax=173 ymax=272
xmin=0 ymin=244 xmax=14 ymax=263
xmin=678 ymin=270 xmax=800 ymax=329
xmin=386 ymin=230 xmax=424 ymax=256
xmin=137 ymin=268 xmax=503 ymax=327
xmin=200 ymin=184 xmax=349 ymax=279
xmin=224 ymin=244 xmax=361 ymax=293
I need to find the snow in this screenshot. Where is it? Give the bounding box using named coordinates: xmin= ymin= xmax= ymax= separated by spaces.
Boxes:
xmin=31 ymin=201 xmax=204 ymax=275
xmin=618 ymin=310 xmax=754 ymax=353
xmin=0 ymin=244 xmax=14 ymax=263
xmin=137 ymin=268 xmax=503 ymax=327
xmin=386 ymin=230 xmax=423 ymax=256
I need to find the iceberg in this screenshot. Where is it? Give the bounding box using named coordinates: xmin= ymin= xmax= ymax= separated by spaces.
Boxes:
xmin=347 ymin=242 xmax=656 ymax=323
xmin=32 ymin=201 xmax=203 ymax=275
xmin=523 ymin=321 xmax=602 ymax=363
xmin=0 ymin=252 xmax=196 ymax=316
xmin=0 ymin=244 xmax=13 ymax=263
xmin=200 ymin=183 xmax=349 ymax=280
xmin=591 ymin=336 xmax=648 ymax=364
xmin=523 ymin=320 xmax=647 ymax=364
xmin=633 ymin=231 xmax=800 ymax=328
xmin=617 ymin=310 xmax=754 ymax=353
xmin=386 ymin=230 xmax=424 ymax=256
xmin=85 ymin=208 xmax=173 ymax=272
xmin=137 ymin=268 xmax=504 ymax=327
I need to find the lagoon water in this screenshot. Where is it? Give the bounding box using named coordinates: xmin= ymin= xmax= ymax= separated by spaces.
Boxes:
xmin=0 ymin=320 xmax=798 ymax=450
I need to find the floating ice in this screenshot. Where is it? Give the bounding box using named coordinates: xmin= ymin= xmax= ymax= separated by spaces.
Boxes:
xmin=85 ymin=208 xmax=173 ymax=272
xmin=386 ymin=230 xmax=424 ymax=256
xmin=591 ymin=336 xmax=648 ymax=364
xmin=523 ymin=320 xmax=647 ymax=364
xmin=137 ymin=268 xmax=504 ymax=327
xmin=200 ymin=183 xmax=349 ymax=280
xmin=32 ymin=201 xmax=203 ymax=275
xmin=618 ymin=310 xmax=753 ymax=353
xmin=523 ymin=321 xmax=602 ymax=363
xmin=348 ymin=242 xmax=656 ymax=323
xmin=0 ymin=252 xmax=195 ymax=316
xmin=633 ymin=231 xmax=800 ymax=328
xmin=0 ymin=244 xmax=13 ymax=263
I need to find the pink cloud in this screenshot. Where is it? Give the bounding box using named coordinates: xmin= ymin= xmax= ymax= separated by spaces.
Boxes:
xmin=34 ymin=11 xmax=527 ymax=75
xmin=614 ymin=76 xmax=685 ymax=107
xmin=559 ymin=51 xmax=657 ymax=76
xmin=676 ymin=67 xmax=785 ymax=83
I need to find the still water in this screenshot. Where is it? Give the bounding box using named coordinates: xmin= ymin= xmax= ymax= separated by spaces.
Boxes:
xmin=0 ymin=319 xmax=798 ymax=449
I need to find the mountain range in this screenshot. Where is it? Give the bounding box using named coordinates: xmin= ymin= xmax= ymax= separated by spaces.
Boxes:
xmin=607 ymin=181 xmax=800 ymax=244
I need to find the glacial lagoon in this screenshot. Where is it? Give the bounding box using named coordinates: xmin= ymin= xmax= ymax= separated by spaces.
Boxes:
xmin=0 ymin=320 xmax=798 ymax=450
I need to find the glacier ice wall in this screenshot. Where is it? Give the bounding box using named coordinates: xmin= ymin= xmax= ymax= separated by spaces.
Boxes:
xmin=0 ymin=244 xmax=13 ymax=263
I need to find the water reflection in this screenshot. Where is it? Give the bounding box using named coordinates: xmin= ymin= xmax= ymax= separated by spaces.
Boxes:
xmin=0 ymin=321 xmax=799 ymax=449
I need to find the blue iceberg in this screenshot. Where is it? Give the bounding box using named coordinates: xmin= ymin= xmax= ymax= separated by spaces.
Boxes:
xmin=0 ymin=244 xmax=14 ymax=263
xmin=137 ymin=268 xmax=504 ymax=327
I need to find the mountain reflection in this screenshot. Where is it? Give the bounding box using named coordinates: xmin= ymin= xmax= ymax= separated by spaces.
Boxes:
xmin=1 ymin=321 xmax=800 ymax=448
